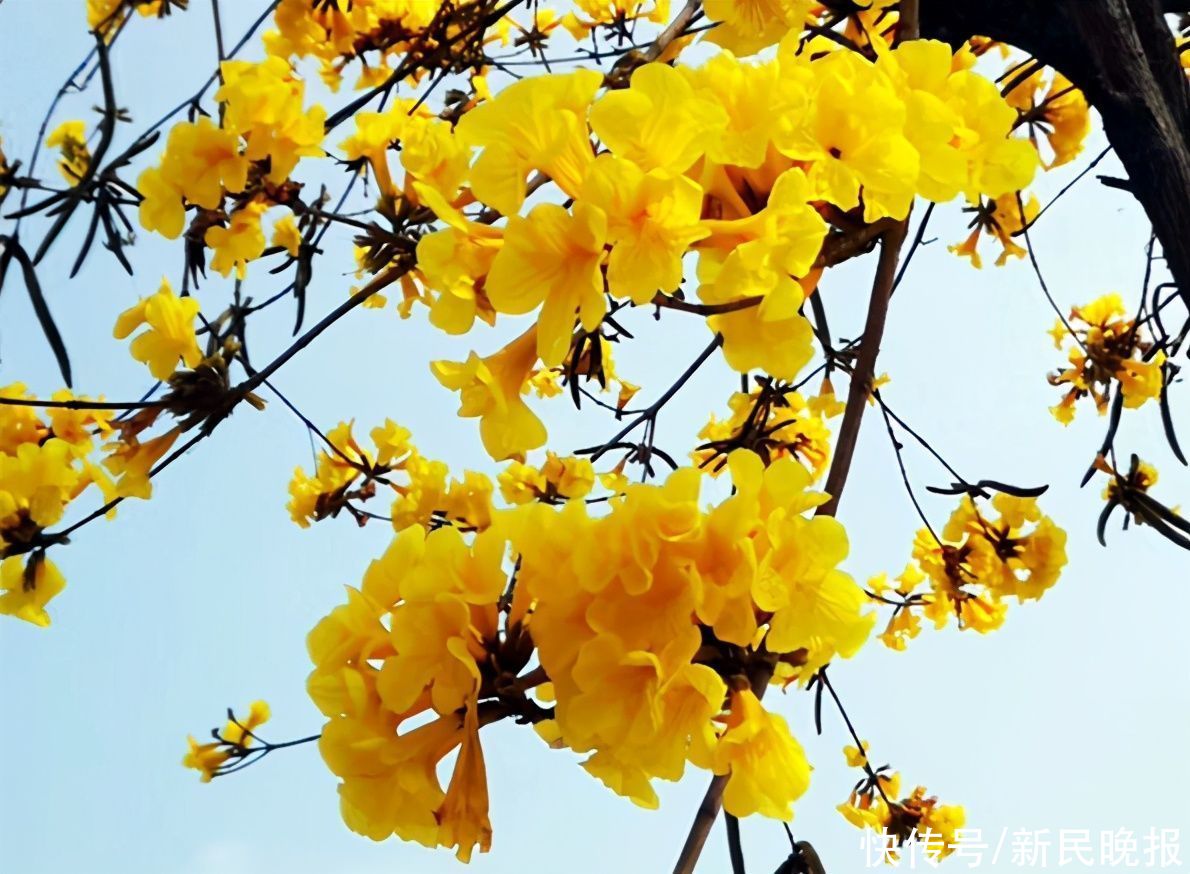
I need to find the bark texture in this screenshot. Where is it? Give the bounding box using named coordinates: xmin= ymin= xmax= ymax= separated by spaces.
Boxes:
xmin=922 ymin=0 xmax=1190 ymax=310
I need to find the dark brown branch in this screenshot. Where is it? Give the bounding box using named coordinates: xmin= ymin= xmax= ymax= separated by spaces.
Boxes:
xmin=818 ymin=220 xmax=909 ymax=517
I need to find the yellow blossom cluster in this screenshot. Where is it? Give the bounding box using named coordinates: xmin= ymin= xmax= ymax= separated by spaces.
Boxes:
xmin=402 ymin=42 xmax=1039 ymax=461
xmin=307 ymin=449 xmax=874 ymax=860
xmin=838 ymin=762 xmax=966 ymax=863
xmin=558 ymin=0 xmax=670 ymax=41
xmin=27 ymin=0 xmax=1128 ymax=862
xmin=288 ymin=415 xmax=618 ymax=529
xmin=182 ymin=700 xmax=271 ymax=782
xmin=0 ymin=274 xmax=221 ymax=625
xmin=1004 ymin=68 xmax=1091 ymax=169
xmin=288 ymin=418 xmax=491 ymax=533
xmin=872 ymin=494 xmax=1067 ymax=648
xmin=498 ymin=452 xmax=595 ymax=504
xmin=1049 ymin=293 xmax=1165 ymax=424
xmin=137 ymin=58 xmax=324 ymax=277
xmin=694 ymin=385 xmax=838 ymax=479
xmin=262 ymin=0 xmax=672 ymax=90
xmin=0 ymin=340 xmax=210 ymax=628
xmin=0 ymin=385 xmax=117 ymax=626
xmin=946 ymin=56 xmax=1089 ymax=268
xmin=511 ymin=452 xmax=872 ymax=815
xmin=308 ymin=522 xmax=509 ymax=860
xmin=948 ymin=190 xmax=1038 ymax=268
xmin=86 ymin=0 xmax=177 ymax=34
xmin=338 ymin=99 xmax=471 ymax=212
xmin=265 ymin=0 xmax=452 ymax=90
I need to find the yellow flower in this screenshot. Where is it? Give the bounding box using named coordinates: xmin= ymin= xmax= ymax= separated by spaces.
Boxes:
xmin=485 ymin=203 xmax=607 ymax=367
xmin=839 ymin=777 xmax=965 ymax=861
xmin=949 ymin=191 xmax=1037 ymax=269
xmin=46 ymin=390 xmax=114 ymax=455
xmin=699 ymin=252 xmax=817 ymax=380
xmin=102 ymin=427 xmax=181 ymax=499
xmin=415 ymin=224 xmax=501 ymax=336
xmin=562 ymin=0 xmax=669 ymax=38
xmin=436 ymin=703 xmax=493 ymax=862
xmin=680 ymin=52 xmax=802 ymax=169
xmin=1118 ymin=353 xmax=1165 ymax=409
xmin=1048 ymin=292 xmax=1163 ymax=421
xmin=0 ymin=555 xmax=67 ymax=628
xmin=713 ymin=688 xmax=810 ymax=820
xmin=112 ymin=279 xmax=203 ymax=380
xmin=698 ymin=166 xmax=828 ymax=280
xmin=310 ymin=522 xmax=505 ymax=853
xmin=432 ymin=327 xmax=548 ymax=461
xmin=777 ymin=50 xmax=919 ymax=222
xmin=703 ymin=0 xmax=813 ymax=56
xmin=216 ymin=57 xmax=326 ymax=182
xmin=136 ymin=167 xmax=186 ymax=239
xmin=579 ymin=154 xmax=707 ymax=304
xmin=843 ymin=741 xmax=870 ymax=767
xmin=206 ymin=202 xmax=267 ymax=279
xmin=589 ymin=63 xmax=727 ymax=175
xmin=46 ymin=120 xmax=90 ymax=185
xmin=878 ymin=607 xmax=922 ymax=651
xmin=339 ymin=110 xmax=404 ymax=196
xmin=152 ymin=116 xmax=249 ymax=211
xmin=877 ymin=40 xmax=1038 ymax=203
xmin=373 ymin=527 xmax=504 ymax=716
xmin=183 ymin=700 xmax=271 ymax=782
xmin=456 ymin=70 xmax=602 ymax=215
xmin=0 ymin=438 xmax=81 ymax=534
xmin=87 ymin=0 xmax=167 ymax=32
xmin=695 ymin=390 xmax=832 ymax=480
xmin=901 ymin=494 xmax=1067 ymax=633
xmin=271 ymin=213 xmax=303 ymax=257
xmin=400 ymin=114 xmax=471 ymax=206
xmin=807 ymin=378 xmax=846 ymax=419
xmin=499 ymin=453 xmax=595 ymax=504
xmin=731 ymin=452 xmax=873 ymax=668
xmin=1005 ymin=70 xmax=1090 ymax=169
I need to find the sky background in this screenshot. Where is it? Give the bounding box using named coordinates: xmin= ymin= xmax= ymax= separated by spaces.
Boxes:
xmin=1 ymin=3 xmax=1189 ymax=872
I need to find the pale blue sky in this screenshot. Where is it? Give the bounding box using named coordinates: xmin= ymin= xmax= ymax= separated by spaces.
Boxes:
xmin=1 ymin=3 xmax=1188 ymax=873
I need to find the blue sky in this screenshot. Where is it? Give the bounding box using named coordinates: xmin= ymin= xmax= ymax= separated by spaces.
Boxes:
xmin=1 ymin=3 xmax=1188 ymax=872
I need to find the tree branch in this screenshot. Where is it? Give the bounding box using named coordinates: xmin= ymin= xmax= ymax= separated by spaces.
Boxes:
xmin=818 ymin=220 xmax=909 ymax=517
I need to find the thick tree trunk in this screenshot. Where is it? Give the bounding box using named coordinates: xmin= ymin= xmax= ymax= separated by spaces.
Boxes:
xmin=922 ymin=0 xmax=1190 ymax=312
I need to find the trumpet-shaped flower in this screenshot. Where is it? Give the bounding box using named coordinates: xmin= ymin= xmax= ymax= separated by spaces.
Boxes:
xmin=432 ymin=327 xmax=548 ymax=461
xmin=485 ymin=203 xmax=607 ymax=367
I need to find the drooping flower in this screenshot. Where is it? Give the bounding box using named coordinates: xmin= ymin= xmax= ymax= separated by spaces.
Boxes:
xmin=0 ymin=555 xmax=67 ymax=628
xmin=713 ymin=688 xmax=810 ymax=820
xmin=432 ymin=327 xmax=548 ymax=461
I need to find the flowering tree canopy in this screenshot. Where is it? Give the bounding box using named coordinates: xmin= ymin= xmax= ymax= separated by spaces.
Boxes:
xmin=2 ymin=0 xmax=1189 ymax=871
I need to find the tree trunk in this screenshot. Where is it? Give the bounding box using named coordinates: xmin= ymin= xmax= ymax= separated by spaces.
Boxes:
xmin=922 ymin=0 xmax=1190 ymax=313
